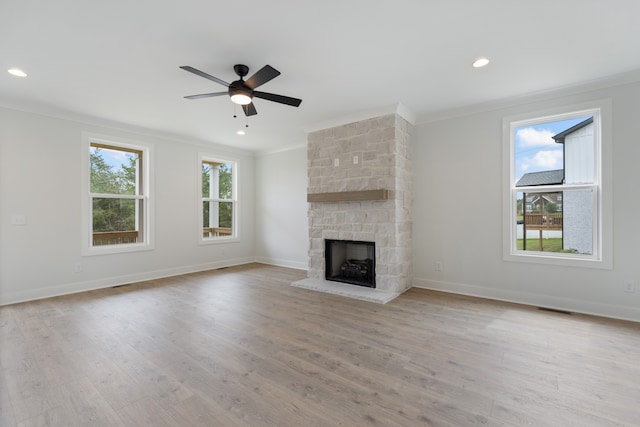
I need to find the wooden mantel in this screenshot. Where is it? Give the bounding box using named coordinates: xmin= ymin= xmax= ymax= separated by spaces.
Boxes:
xmin=307 ymin=189 xmax=389 ymax=203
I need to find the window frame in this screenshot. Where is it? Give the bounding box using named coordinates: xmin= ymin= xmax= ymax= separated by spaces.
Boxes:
xmin=81 ymin=133 xmax=154 ymax=256
xmin=502 ymin=99 xmax=612 ymax=269
xmin=198 ymin=153 xmax=239 ymax=244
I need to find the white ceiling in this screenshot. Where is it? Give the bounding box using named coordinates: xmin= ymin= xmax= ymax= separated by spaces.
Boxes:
xmin=2 ymin=0 xmax=640 ymax=153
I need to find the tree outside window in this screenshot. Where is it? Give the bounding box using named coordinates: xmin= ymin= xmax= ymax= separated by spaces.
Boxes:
xmin=89 ymin=142 xmax=146 ymax=247
xmin=201 ymin=158 xmax=236 ymax=239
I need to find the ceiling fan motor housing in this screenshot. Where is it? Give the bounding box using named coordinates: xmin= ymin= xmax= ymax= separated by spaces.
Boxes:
xmin=228 ymin=80 xmax=253 ymax=103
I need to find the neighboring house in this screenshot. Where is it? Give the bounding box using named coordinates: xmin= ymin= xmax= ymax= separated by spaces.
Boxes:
xmin=524 ymin=192 xmax=563 ymax=213
xmin=553 ymin=117 xmax=594 ymax=254
xmin=516 ymin=169 xmax=564 ymax=212
xmin=515 ymin=117 xmax=594 ymax=254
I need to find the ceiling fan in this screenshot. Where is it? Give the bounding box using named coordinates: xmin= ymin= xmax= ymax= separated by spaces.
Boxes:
xmin=180 ymin=64 xmax=302 ymax=116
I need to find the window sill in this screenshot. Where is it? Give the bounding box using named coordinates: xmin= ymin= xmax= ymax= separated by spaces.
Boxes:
xmin=82 ymin=242 xmax=154 ymax=257
xmin=199 ymin=236 xmax=240 ymax=245
xmin=504 ymin=251 xmax=611 ymax=270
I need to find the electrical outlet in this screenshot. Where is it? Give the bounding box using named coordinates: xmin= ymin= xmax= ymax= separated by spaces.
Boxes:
xmin=624 ymin=279 xmax=636 ymax=293
xmin=74 ymin=263 xmax=82 ymax=273
xmin=353 ymin=155 xmax=359 ymax=165
xmin=435 ymin=261 xmax=443 ymax=272
xmin=334 ymin=158 xmax=340 ymax=167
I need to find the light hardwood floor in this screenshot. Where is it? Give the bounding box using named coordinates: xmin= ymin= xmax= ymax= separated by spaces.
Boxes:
xmin=1 ymin=263 xmax=639 ymax=426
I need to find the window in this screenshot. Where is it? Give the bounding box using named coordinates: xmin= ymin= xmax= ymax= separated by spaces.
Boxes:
xmin=82 ymin=135 xmax=152 ymax=255
xmin=200 ymin=155 xmax=237 ymax=242
xmin=503 ymin=100 xmax=612 ymax=268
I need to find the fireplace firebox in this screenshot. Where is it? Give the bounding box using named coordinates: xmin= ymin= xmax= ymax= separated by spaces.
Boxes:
xmin=325 ymin=239 xmax=375 ymax=288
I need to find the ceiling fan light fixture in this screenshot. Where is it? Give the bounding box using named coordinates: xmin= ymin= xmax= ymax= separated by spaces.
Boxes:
xmin=229 ymin=80 xmax=253 ymax=105
xmin=230 ymin=92 xmax=252 ymax=105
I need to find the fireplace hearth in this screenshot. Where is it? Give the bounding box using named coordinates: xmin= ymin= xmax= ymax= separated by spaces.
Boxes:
xmin=325 ymin=239 xmax=375 ymax=288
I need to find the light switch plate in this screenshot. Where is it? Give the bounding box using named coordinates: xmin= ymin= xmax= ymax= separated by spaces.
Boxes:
xmin=12 ymin=215 xmax=26 ymax=225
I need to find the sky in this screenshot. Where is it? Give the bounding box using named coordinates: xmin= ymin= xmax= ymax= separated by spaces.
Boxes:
xmin=90 ymin=146 xmax=135 ymax=172
xmin=514 ymin=116 xmax=590 ymax=181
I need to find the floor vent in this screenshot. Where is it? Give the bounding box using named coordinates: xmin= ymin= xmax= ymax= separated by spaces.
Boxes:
xmin=538 ymin=307 xmax=572 ymax=315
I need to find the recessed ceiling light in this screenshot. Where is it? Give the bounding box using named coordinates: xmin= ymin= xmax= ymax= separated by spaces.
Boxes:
xmin=8 ymin=68 xmax=27 ymax=77
xmin=472 ymin=58 xmax=490 ymax=68
xmin=236 ymin=130 xmax=246 ymax=135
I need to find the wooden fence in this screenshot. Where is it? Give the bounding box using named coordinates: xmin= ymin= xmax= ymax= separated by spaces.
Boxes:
xmin=524 ymin=213 xmax=563 ymax=230
xmin=93 ymin=231 xmax=139 ymax=246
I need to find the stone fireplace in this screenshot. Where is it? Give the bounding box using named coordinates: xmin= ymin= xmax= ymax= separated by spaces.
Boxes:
xmin=292 ymin=111 xmax=413 ymax=303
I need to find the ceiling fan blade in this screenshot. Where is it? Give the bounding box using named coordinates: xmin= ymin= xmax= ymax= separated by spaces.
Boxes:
xmin=180 ymin=66 xmax=229 ymax=87
xmin=245 ymin=65 xmax=280 ymax=90
xmin=242 ymin=102 xmax=258 ymax=116
xmin=254 ymin=91 xmax=302 ymax=107
xmin=184 ymin=92 xmax=228 ymax=100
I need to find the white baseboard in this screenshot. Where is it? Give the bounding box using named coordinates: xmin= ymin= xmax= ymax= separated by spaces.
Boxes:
xmin=254 ymin=256 xmax=307 ymax=271
xmin=7 ymin=264 xmax=636 ymax=323
xmin=0 ymin=257 xmax=255 ymax=306
xmin=412 ymin=277 xmax=640 ymax=323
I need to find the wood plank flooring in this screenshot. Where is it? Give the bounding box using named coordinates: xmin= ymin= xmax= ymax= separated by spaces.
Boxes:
xmin=1 ymin=263 xmax=639 ymax=426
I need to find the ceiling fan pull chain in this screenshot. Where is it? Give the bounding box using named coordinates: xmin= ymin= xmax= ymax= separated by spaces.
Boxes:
xmin=233 ymin=104 xmax=237 ymax=118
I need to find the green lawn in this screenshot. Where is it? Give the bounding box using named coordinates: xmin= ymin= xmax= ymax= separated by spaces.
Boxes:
xmin=516 ymin=238 xmax=563 ymax=252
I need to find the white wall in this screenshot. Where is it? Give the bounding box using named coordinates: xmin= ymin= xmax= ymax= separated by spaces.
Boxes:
xmin=412 ymin=79 xmax=640 ymax=322
xmin=0 ymin=107 xmax=256 ymax=305
xmin=4 ymin=77 xmax=640 ymax=322
xmin=254 ymin=146 xmax=308 ymax=269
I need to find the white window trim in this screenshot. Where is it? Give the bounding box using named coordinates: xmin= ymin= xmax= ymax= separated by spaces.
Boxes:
xmin=81 ymin=133 xmax=154 ymax=256
xmin=198 ymin=153 xmax=239 ymax=245
xmin=502 ymin=99 xmax=612 ymax=269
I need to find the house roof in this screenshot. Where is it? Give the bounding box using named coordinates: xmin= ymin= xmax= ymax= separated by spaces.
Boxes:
xmin=516 ymin=169 xmax=564 ymax=187
xmin=552 ymin=117 xmax=594 ymax=143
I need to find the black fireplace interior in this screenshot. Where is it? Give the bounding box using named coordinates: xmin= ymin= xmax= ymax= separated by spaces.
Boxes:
xmin=325 ymin=239 xmax=375 ymax=288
